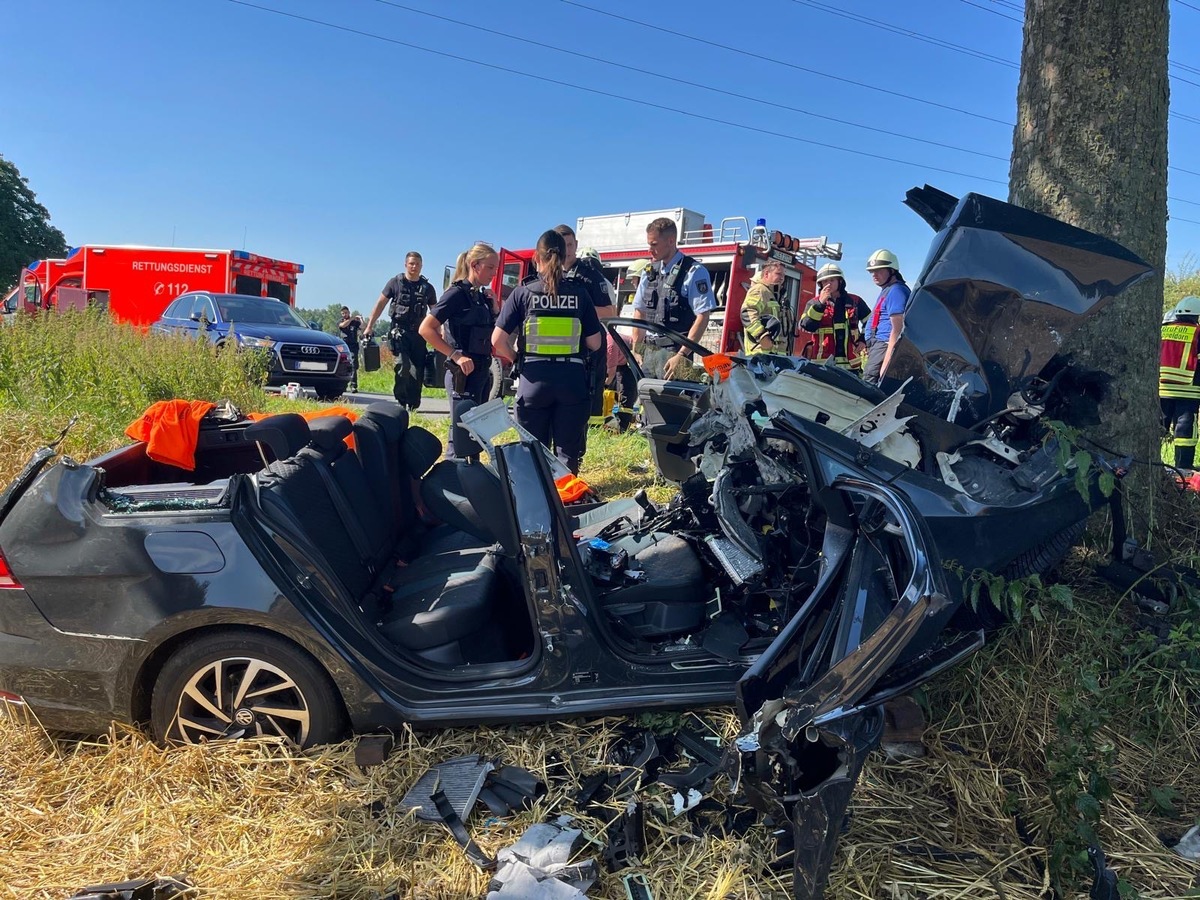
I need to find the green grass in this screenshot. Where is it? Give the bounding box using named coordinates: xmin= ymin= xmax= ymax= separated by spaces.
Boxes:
xmin=2 ymin=311 xmax=1199 ymax=896
xmin=354 ymin=348 xmax=446 ymax=399
xmin=0 ymin=310 xmax=270 ymax=481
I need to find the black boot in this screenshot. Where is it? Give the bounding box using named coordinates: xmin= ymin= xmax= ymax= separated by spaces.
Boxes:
xmin=1176 ymin=444 xmax=1196 ymax=471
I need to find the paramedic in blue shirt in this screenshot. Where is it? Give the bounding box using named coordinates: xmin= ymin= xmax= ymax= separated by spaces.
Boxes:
xmin=862 ymin=248 xmax=911 ymax=384
xmin=631 ymin=217 xmax=716 ymax=381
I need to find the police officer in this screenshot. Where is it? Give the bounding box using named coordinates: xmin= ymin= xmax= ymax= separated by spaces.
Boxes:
xmin=801 ymin=263 xmax=871 ymax=369
xmin=365 ymin=251 xmax=437 ymax=409
xmin=418 ymin=243 xmax=499 ymax=458
xmin=1160 ymin=296 xmax=1200 ymax=470
xmin=862 ymin=249 xmax=911 ymax=384
xmin=554 ymin=225 xmax=616 ymax=449
xmin=740 ymin=260 xmax=786 ymax=355
xmin=492 ymin=230 xmax=602 ymax=474
xmin=631 ymin=217 xmax=716 ymax=381
xmin=336 ymin=306 xmax=364 ymax=393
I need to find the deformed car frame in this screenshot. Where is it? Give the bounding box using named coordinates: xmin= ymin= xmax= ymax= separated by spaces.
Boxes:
xmin=0 ymin=187 xmax=1151 ymax=899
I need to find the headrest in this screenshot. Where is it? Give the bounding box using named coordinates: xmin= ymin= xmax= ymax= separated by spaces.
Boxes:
xmin=308 ymin=415 xmax=354 ymax=452
xmin=362 ymin=402 xmax=408 ymax=442
xmin=244 ymin=414 xmax=310 ymax=462
xmin=451 ymin=400 xmax=483 ymax=460
xmin=400 ymin=426 xmax=443 ymax=477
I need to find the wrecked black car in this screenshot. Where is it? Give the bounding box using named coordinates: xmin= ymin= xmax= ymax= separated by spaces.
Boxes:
xmin=0 ymin=187 xmax=1150 ymax=896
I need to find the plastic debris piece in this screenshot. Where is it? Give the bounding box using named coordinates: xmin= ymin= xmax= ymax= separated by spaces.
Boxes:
xmin=487 ymin=819 xmax=598 ymax=898
xmin=68 ymin=877 xmax=194 ymax=899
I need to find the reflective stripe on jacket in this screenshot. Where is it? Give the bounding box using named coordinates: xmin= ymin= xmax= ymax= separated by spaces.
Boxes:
xmin=804 ymin=294 xmax=864 ymax=369
xmin=524 ymin=314 xmax=583 ymax=356
xmin=1161 ymin=321 xmax=1200 ymax=398
xmin=740 ymin=281 xmax=781 ymax=355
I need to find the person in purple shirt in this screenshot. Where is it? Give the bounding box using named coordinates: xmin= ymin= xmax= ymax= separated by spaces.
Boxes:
xmin=862 ymin=248 xmax=911 ymax=384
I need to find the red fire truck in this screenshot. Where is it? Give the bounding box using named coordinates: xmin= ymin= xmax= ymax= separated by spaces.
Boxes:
xmin=492 ymin=208 xmax=842 ymax=356
xmin=3 ymin=245 xmax=304 ymax=327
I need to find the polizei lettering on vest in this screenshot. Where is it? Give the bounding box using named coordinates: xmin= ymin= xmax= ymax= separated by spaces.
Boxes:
xmin=528 ymin=294 xmax=579 ymax=310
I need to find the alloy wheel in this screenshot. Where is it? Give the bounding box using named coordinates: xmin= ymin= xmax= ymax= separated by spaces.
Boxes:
xmin=172 ymin=656 xmax=311 ymax=745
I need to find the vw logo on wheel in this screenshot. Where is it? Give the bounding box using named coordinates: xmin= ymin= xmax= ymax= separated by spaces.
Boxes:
xmin=233 ymin=708 xmax=255 ymax=727
xmin=300 ymin=345 xmax=322 ymax=355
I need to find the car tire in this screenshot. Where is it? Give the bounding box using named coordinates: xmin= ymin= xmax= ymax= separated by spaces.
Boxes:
xmin=150 ymin=632 xmax=345 ymax=748
xmin=965 ymin=519 xmax=1087 ymax=629
xmin=487 ymin=357 xmax=505 ymax=402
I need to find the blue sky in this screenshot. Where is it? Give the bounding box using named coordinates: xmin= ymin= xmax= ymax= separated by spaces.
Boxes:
xmin=3 ymin=0 xmax=1198 ymax=308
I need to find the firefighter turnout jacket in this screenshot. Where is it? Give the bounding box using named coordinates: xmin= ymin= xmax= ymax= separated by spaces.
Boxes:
xmin=802 ymin=291 xmax=871 ymax=369
xmin=1160 ymin=317 xmax=1200 ymax=399
xmin=740 ymin=278 xmax=782 ymax=355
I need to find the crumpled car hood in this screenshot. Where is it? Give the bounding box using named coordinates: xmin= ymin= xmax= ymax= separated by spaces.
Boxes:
xmin=882 ymin=186 xmax=1153 ymax=423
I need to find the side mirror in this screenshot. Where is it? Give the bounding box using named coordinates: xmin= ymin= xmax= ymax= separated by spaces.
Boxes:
xmin=308 ymin=320 xmax=320 ymax=330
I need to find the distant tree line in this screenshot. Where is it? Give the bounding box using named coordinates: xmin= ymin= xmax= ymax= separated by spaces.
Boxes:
xmin=0 ymin=155 xmax=68 ymax=293
xmin=1165 ymin=255 xmax=1200 ymax=314
xmin=294 ymin=302 xmax=388 ymax=340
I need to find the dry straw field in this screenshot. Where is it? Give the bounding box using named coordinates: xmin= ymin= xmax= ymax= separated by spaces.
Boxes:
xmin=1 ymin=313 xmax=1197 ymax=898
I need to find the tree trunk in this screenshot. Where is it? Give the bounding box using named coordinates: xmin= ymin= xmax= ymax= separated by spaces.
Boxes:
xmin=1009 ymin=0 xmax=1170 ymax=529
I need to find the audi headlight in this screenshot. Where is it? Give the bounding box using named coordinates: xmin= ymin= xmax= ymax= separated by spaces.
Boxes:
xmin=236 ymin=334 xmax=275 ymax=349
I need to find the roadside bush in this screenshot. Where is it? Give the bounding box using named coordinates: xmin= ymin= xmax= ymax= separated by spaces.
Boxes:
xmin=0 ymin=310 xmax=268 ymax=480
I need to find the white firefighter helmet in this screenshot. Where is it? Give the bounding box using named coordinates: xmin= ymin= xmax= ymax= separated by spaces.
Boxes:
xmin=1171 ymin=296 xmax=1200 ymax=319
xmin=578 ymin=246 xmax=601 ymax=262
xmin=815 ymin=263 xmax=845 ymax=284
xmin=626 ymin=258 xmax=651 ymax=279
xmin=866 ymin=248 xmax=900 ymax=271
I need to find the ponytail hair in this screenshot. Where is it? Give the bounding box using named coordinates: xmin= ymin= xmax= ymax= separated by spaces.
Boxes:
xmin=451 ymin=251 xmax=470 ymax=283
xmin=536 ymin=229 xmax=566 ymax=298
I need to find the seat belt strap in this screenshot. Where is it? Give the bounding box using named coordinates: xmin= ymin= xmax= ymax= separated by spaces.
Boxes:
xmin=309 ymin=458 xmax=377 ymax=577
xmin=432 ymin=788 xmax=495 ymax=870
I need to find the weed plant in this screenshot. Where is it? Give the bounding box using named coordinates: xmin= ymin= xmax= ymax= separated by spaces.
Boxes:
xmin=0 ymin=310 xmax=269 ymax=479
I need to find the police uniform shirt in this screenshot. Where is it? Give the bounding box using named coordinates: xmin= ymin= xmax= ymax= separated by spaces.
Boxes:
xmin=382 ymin=274 xmax=436 ymax=325
xmin=338 ymin=316 xmax=362 ymax=350
xmin=430 ymin=281 xmax=495 ymax=358
xmin=631 ymin=250 xmax=717 ymax=318
xmin=496 ymin=276 xmax=601 ymax=376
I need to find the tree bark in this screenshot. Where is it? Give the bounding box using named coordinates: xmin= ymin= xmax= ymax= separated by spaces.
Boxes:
xmin=1009 ymin=0 xmax=1170 ymax=525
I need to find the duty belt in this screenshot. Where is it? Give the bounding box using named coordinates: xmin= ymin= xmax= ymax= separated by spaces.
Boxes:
xmin=646 ymin=334 xmax=679 ymax=348
xmin=523 ymin=355 xmax=584 ymax=364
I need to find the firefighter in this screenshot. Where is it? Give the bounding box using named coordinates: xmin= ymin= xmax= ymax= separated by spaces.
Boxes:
xmin=1160 ymin=296 xmax=1200 ymax=470
xmin=418 ymin=243 xmax=499 ymax=458
xmin=740 ymin=260 xmax=786 ymax=355
xmin=862 ymin=249 xmax=911 ymax=384
xmin=365 ymin=251 xmax=437 ymax=409
xmin=801 ymin=263 xmax=871 ymax=369
xmin=632 ymin=217 xmax=716 ymax=381
xmin=492 ymin=230 xmax=603 ymax=474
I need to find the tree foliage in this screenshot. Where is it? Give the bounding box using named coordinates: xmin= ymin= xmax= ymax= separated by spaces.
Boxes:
xmin=296 ymin=302 xmax=387 ymax=339
xmin=0 ymin=155 xmax=68 ymax=293
xmin=1164 ymin=254 xmax=1200 ymax=314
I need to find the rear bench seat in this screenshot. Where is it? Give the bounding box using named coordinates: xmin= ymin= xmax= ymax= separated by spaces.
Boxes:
xmin=252 ymin=411 xmax=502 ymax=664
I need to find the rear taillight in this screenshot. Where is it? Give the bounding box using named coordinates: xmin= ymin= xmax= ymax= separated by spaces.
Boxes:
xmin=0 ymin=548 xmax=22 ymax=589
